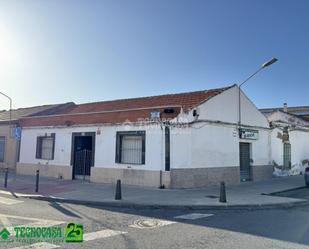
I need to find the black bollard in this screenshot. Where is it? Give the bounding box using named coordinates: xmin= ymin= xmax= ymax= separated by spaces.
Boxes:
xmin=115 ymin=179 xmax=122 ymax=200
xmin=35 ymin=170 xmax=40 ymax=193
xmin=4 ymin=168 xmax=8 ymax=188
xmin=219 ymin=181 xmax=227 ymax=203
xmin=159 ymin=170 xmax=165 ymax=189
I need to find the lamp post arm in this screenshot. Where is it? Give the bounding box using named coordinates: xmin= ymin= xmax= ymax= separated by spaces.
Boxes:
xmin=238 ymin=67 xmax=264 ymax=126
xmin=239 ymin=67 xmax=264 ymax=88
xmin=0 ymin=91 xmax=13 ymax=125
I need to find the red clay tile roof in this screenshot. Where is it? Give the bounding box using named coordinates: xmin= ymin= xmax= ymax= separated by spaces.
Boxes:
xmin=20 ymin=107 xmax=182 ymax=127
xmin=20 ymin=85 xmax=234 ymax=127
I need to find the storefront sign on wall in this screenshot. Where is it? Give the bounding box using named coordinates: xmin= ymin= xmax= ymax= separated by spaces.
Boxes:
xmin=239 ymin=128 xmax=259 ymax=140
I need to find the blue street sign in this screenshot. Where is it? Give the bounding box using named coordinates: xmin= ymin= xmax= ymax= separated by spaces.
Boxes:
xmin=12 ymin=127 xmax=22 ymax=140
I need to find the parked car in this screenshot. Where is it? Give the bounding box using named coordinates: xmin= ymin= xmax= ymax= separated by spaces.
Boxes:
xmin=305 ymin=167 xmax=309 ymax=187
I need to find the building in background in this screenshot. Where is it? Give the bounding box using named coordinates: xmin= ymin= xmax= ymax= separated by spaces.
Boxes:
xmin=17 ymin=85 xmax=273 ymax=188
xmin=0 ymin=103 xmax=74 ymax=171
xmin=260 ymin=106 xmax=309 ymax=170
xmin=260 ymin=104 xmax=309 ymax=122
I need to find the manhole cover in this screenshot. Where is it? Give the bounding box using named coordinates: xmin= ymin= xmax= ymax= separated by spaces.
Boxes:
xmin=205 ymin=195 xmax=219 ymax=199
xmin=130 ymin=219 xmax=175 ymax=229
xmin=134 ymin=219 xmax=160 ymax=228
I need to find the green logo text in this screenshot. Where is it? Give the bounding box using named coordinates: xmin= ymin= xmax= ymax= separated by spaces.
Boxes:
xmin=65 ymin=223 xmax=83 ymax=242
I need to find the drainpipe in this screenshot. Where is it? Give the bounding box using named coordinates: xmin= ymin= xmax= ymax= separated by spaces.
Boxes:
xmin=159 ymin=121 xmax=171 ymax=188
xmin=268 ymin=129 xmax=272 ymax=166
xmin=164 ymin=125 xmax=170 ymax=172
xmin=160 ymin=123 xmax=164 ymax=188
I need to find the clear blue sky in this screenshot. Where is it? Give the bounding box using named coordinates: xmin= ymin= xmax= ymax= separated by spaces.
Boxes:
xmin=0 ymin=0 xmax=308 ymax=109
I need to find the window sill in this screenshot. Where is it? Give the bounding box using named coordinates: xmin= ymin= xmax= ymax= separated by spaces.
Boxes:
xmin=116 ymin=163 xmax=145 ymax=166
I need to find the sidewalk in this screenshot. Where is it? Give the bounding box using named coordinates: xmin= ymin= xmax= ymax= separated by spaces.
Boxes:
xmin=0 ymin=172 xmax=307 ymax=209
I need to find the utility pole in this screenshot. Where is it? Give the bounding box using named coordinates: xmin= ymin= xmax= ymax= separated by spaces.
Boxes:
xmin=0 ymin=91 xmax=12 ymax=127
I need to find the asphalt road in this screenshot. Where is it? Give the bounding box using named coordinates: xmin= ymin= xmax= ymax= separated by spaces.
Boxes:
xmin=1 ymin=189 xmax=309 ymax=249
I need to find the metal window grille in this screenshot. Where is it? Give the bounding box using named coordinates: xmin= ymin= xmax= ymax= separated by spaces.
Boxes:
xmin=41 ymin=137 xmax=54 ymax=160
xmin=121 ymin=135 xmax=143 ymax=164
xmin=74 ymin=149 xmax=92 ymax=178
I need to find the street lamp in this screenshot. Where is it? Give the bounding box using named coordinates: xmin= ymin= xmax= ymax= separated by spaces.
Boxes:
xmin=238 ymin=58 xmax=278 ymax=125
xmin=0 ymin=91 xmax=12 ymax=127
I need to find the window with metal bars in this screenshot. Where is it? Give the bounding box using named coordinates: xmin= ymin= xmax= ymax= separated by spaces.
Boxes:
xmin=36 ymin=134 xmax=55 ymax=160
xmin=115 ymin=131 xmax=145 ymax=165
xmin=283 ymin=143 xmax=291 ymax=169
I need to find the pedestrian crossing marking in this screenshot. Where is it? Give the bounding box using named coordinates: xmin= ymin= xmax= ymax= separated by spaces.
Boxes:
xmin=84 ymin=229 xmax=127 ymax=241
xmin=175 ymin=213 xmax=214 ymax=220
xmin=11 ymin=242 xmax=60 ymax=249
xmin=0 ymin=214 xmax=65 ymax=235
xmin=0 ymin=190 xmax=42 ymax=197
xmin=0 ymin=196 xmax=23 ymax=205
xmin=0 ymin=214 xmax=65 ymax=224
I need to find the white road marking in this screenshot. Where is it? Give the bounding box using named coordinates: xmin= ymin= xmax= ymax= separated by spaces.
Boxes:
xmin=0 ymin=190 xmax=42 ymax=197
xmin=0 ymin=214 xmax=65 ymax=234
xmin=130 ymin=219 xmax=176 ymax=229
xmin=83 ymin=229 xmax=127 ymax=241
xmin=49 ymin=196 xmax=65 ymax=200
xmin=175 ymin=213 xmax=214 ymax=220
xmin=0 ymin=190 xmax=12 ymax=195
xmin=0 ymin=214 xmax=65 ymax=224
xmin=0 ymin=215 xmax=11 ymax=227
xmin=0 ymin=196 xmax=23 ymax=205
xmin=11 ymin=242 xmax=60 ymax=249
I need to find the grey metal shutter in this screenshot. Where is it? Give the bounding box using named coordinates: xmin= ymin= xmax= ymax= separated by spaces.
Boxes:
xmin=239 ymin=142 xmax=251 ymax=181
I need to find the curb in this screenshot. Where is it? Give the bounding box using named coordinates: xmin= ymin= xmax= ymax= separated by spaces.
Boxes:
xmin=265 ymin=186 xmax=307 ymax=196
xmin=26 ymin=196 xmax=308 ymax=211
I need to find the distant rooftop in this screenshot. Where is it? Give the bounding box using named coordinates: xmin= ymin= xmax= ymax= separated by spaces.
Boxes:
xmin=260 ymin=105 xmax=309 ymax=114
xmin=260 ymin=105 xmax=309 ymax=122
xmin=0 ymin=102 xmax=74 ymax=123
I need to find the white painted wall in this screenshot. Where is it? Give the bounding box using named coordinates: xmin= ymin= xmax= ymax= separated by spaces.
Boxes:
xmin=94 ymin=125 xmax=164 ymax=170
xmin=268 ymin=111 xmax=308 ymax=127
xmin=189 ymin=124 xmax=239 ymax=168
xmin=267 ymin=109 xmax=309 ymax=167
xmin=185 ymin=86 xmax=269 ymax=128
xmin=170 ymin=85 xmax=270 ymax=169
xmin=19 ymin=85 xmax=272 ymax=173
xmin=289 ymin=130 xmax=309 ymax=165
xmin=270 ymin=127 xmax=283 ymax=165
xmin=171 ymin=123 xmax=270 ymax=169
xmin=19 ymin=124 xmax=165 ymax=171
xmin=170 ymin=127 xmax=191 ymax=169
xmin=270 ymin=127 xmax=309 ymax=166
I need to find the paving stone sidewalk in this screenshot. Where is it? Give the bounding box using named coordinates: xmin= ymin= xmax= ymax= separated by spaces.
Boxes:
xmin=0 ymin=171 xmax=307 ymax=209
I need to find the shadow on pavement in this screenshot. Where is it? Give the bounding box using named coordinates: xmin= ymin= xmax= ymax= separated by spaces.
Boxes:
xmin=72 ymin=190 xmax=309 ymax=247
xmin=49 ymin=202 xmax=82 ymax=218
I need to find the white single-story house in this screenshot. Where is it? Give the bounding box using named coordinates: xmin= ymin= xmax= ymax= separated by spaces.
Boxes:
xmin=17 ymin=84 xmax=274 ymax=188
xmin=260 ymin=105 xmax=309 ymax=122
xmin=264 ymin=108 xmax=309 ymax=169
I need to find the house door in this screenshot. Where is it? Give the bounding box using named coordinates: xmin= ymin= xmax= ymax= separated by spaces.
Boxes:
xmin=239 ymin=142 xmax=251 ymax=182
xmin=72 ymin=135 xmax=94 ymax=180
xmin=283 ymin=143 xmax=291 ymax=170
